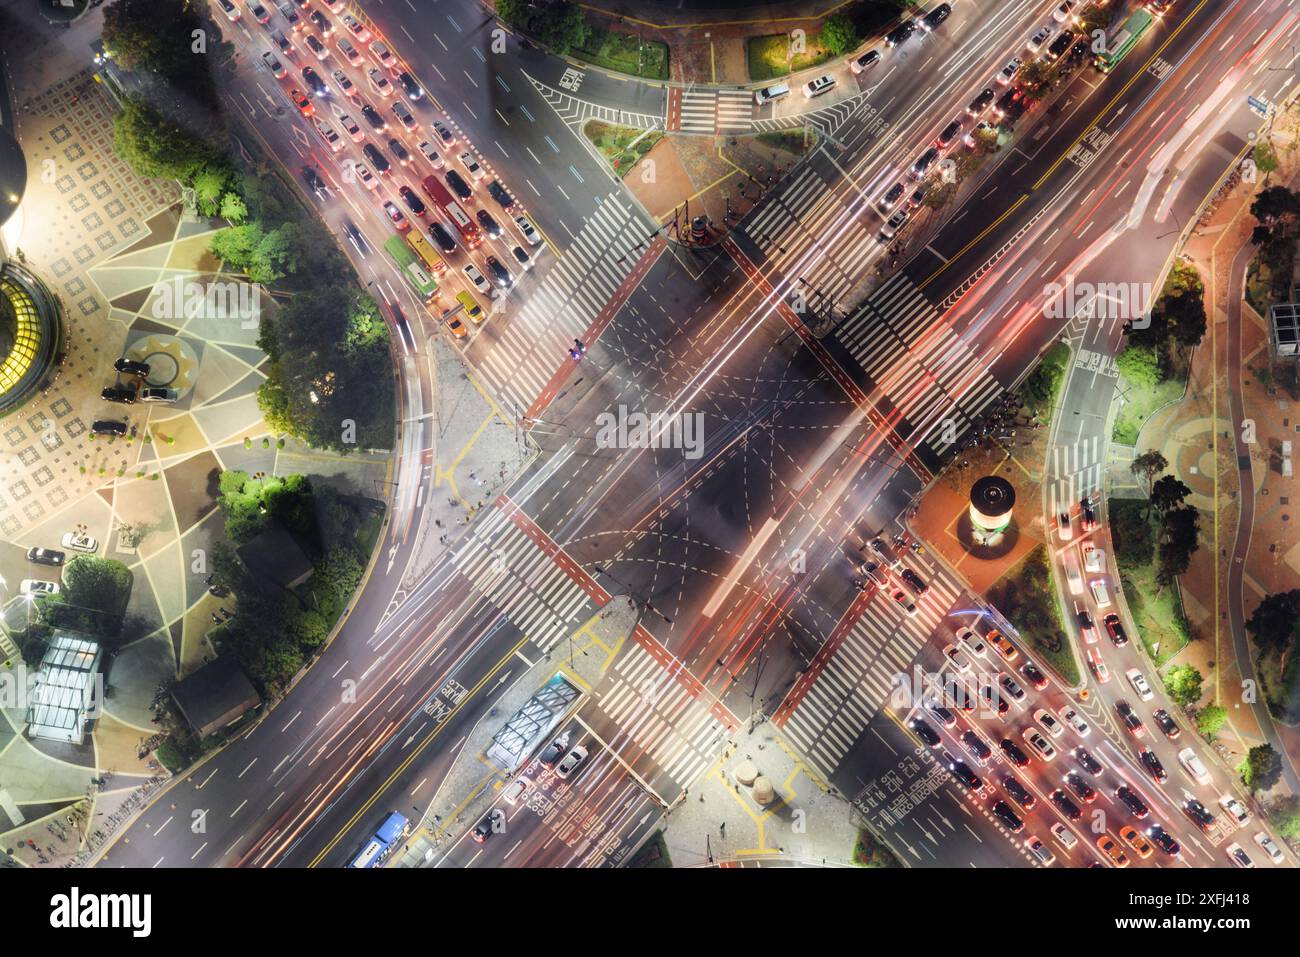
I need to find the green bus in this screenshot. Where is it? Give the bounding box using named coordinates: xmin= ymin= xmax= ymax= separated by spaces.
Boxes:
xmin=383 ymin=234 xmax=437 ymax=303
xmin=1095 ymin=8 xmax=1154 ymax=74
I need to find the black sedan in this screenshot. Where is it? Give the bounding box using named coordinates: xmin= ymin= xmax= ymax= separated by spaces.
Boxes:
xmin=1147 ymin=824 xmax=1181 ymax=857
xmin=909 ymin=718 xmax=941 ymax=747
xmin=991 ymin=800 xmax=1024 ymax=833
xmin=1152 ymin=708 xmax=1180 ymax=740
xmin=1065 ymin=772 xmax=1097 ymax=803
xmin=1139 ymin=748 xmax=1168 ymax=784
xmin=947 ymin=758 xmax=982 ymax=790
xmin=1116 ymin=784 xmax=1150 ymax=819
xmin=1049 ymin=789 xmax=1082 ymax=822
xmin=1000 ymin=739 xmax=1031 ymax=767
xmin=487 ymin=180 xmax=514 ymax=208
xmin=1074 ymin=747 xmax=1103 ymax=775
xmin=1001 ymin=774 xmax=1036 ymax=810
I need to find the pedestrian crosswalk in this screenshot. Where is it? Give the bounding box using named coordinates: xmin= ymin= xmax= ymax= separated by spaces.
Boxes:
xmin=716 ymin=89 xmax=753 ymax=132
xmin=677 ymin=88 xmax=754 ymax=134
xmin=477 ymin=192 xmax=651 ymax=413
xmin=1048 ymin=437 xmax=1103 ymax=519
xmin=587 ymin=643 xmax=730 ymax=791
xmin=781 ymin=570 xmax=963 ymax=779
xmin=834 ymin=274 xmax=1005 ymax=458
xmin=451 ymin=506 xmax=597 ymax=653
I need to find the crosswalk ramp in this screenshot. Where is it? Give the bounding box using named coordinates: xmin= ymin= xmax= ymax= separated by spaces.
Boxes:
xmin=1048 ymin=437 xmax=1103 ymax=518
xmin=833 ymin=273 xmax=1005 ymax=460
xmin=781 ymin=572 xmax=962 ymax=779
xmin=585 ymin=643 xmax=730 ymax=792
xmin=477 ymin=192 xmax=650 ymax=413
xmin=451 ymin=506 xmax=597 ymax=652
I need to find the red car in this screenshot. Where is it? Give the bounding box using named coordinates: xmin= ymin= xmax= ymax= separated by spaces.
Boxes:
xmin=290 ymin=89 xmax=314 ymax=116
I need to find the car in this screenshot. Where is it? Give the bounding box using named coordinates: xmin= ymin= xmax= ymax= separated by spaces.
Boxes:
xmin=339 ymin=114 xmax=363 ymax=141
xmin=250 ymin=2 xmax=271 ymax=24
xmin=1077 ymin=608 xmax=1097 ymax=643
xmin=850 ymin=49 xmax=880 ymax=73
xmin=966 ymin=88 xmax=996 ymax=116
xmin=869 ymin=538 xmax=902 ymax=568
xmin=1116 ymin=700 xmax=1146 ymax=737
xmin=922 ymin=701 xmax=955 ymax=730
xmin=428 ymin=222 xmax=458 ymax=254
xmin=476 ymin=210 xmax=504 ymax=239
xmin=301 ymin=165 xmax=329 ymax=195
xmin=217 ymin=0 xmax=240 ymax=20
xmin=26 ymin=547 xmax=65 ymax=567
xmin=290 ymin=88 xmax=314 ymax=116
xmin=1074 ymin=747 xmax=1103 ymax=775
xmin=1183 ymin=796 xmax=1217 ymax=831
xmin=446 ymin=170 xmax=473 ymax=201
xmin=1025 ymin=835 xmax=1055 ymax=866
xmin=1139 ymin=748 xmax=1167 ymax=784
xmin=445 ymin=314 xmax=468 ymax=339
xmin=1020 ymin=661 xmax=1047 ymax=690
xmin=1152 ymin=708 xmax=1180 ymax=740
xmin=1061 ymin=706 xmax=1090 ymax=737
xmin=1057 ymin=510 xmax=1072 ymax=540
xmin=956 ymin=628 xmax=987 ymax=658
xmin=555 ymin=744 xmax=588 ymax=779
xmin=941 ymin=674 xmax=975 ymax=712
xmin=415 ymin=142 xmax=444 ymax=169
xmin=963 ymin=120 xmax=994 ymax=149
xmin=312 ymin=118 xmax=342 ymax=152
xmin=308 ymin=9 xmax=333 ymax=35
xmin=980 ymin=682 xmax=1008 ymax=716
xmin=906 ymin=185 xmax=927 ymax=210
xmin=1049 ymin=789 xmax=1081 ymax=821
xmin=342 ymin=13 xmax=370 ymax=42
xmin=997 ymin=57 xmax=1023 ymax=85
xmin=1053 ymin=0 xmax=1075 ymax=22
xmin=1065 ymin=771 xmax=1097 ymax=803
xmin=1000 ymin=738 xmax=1031 ymax=767
xmin=305 ymin=33 xmax=329 ymax=59
xmin=1226 ymin=842 xmax=1254 ymax=869
xmin=350 ymin=161 xmax=377 ymax=190
xmin=946 ymin=757 xmax=982 ymax=790
xmin=101 ymin=385 xmax=137 ymax=404
xmin=114 ymin=357 xmax=149 ymax=377
xmin=987 ymin=631 xmax=1018 ymax=661
xmin=1219 ymin=794 xmax=1250 ymax=826
xmin=900 ymin=568 xmax=928 ymax=595
xmin=1147 ymin=823 xmax=1181 ymax=857
xmin=1046 ymin=30 xmax=1076 ymax=60
xmin=501 ymin=778 xmax=531 ymax=806
xmin=392 ymin=100 xmax=417 ymax=131
xmin=61 ymin=532 xmax=97 ymax=553
xmin=381 ymin=200 xmax=408 ymax=230
xmin=361 ymin=103 xmax=387 ymax=131
xmin=386 ymin=138 xmax=411 ymax=166
xmin=390 ymin=71 xmax=423 ymax=102
xmin=879 ymin=182 xmax=906 ymax=211
xmin=271 ymin=28 xmax=294 ymax=57
xmin=1096 ymin=833 xmax=1130 ymax=868
xmin=1001 ymin=774 xmax=1036 ymax=810
xmin=432 ymin=119 xmax=457 ymax=146
xmin=1126 ymin=668 xmax=1154 ymax=701
xmin=888 ymin=587 xmax=917 ymax=616
xmin=877 ymin=208 xmax=910 ymax=244
xmin=398 ymin=185 xmax=426 ymax=217
xmin=1253 ymin=831 xmax=1284 ymax=864
xmin=961 ymin=730 xmax=992 ymax=765
xmin=920 ymin=3 xmax=951 ymax=31
xmin=485 ymin=180 xmax=514 ymax=210
xmin=992 ymin=86 xmax=1026 ymax=122
xmin=860 ymin=560 xmax=889 ymax=586
xmin=1177 ymin=746 xmax=1212 ymax=786
xmin=1089 ymin=579 xmax=1111 ymax=608
xmin=1103 ymin=613 xmax=1128 ymax=646
xmin=371 ymin=41 xmax=397 ymax=72
xmin=484 ymin=256 xmax=512 ymax=289
xmin=1050 ymin=822 xmax=1078 ymax=850
xmin=991 ymin=799 xmax=1023 ymax=833
xmin=336 ymin=36 xmax=363 ymax=65
xmin=367 ymin=67 xmax=393 ymax=97
xmin=1069 ymin=37 xmax=1091 ymax=60
xmin=943 ymin=644 xmax=973 ymax=673
xmin=936 ymin=118 xmax=963 ymax=148
xmin=1086 ymin=647 xmax=1110 ymax=682
xmin=909 ymin=148 xmax=939 ymax=180
xmin=458 ymin=151 xmax=485 ymax=181
xmin=277 ymin=2 xmax=302 ymax=31
xmin=801 ymin=74 xmax=836 ymax=98
xmin=910 ymin=718 xmax=941 ymax=747
xmin=1083 ymin=546 xmax=1104 ymax=574
xmin=139 ymin=387 xmax=177 ymax=403
xmin=91 ymin=420 xmax=128 ymax=437
xmin=471 ymin=814 xmax=497 ymax=843
xmin=362 ymin=143 xmax=391 ymax=174
xmin=301 ymin=66 xmax=328 ymax=97
xmin=1022 ymin=729 xmax=1056 ymax=762
xmin=262 ymin=51 xmax=288 ymax=78
xmin=463 ymin=263 xmax=492 ymax=296
xmin=538 ymin=733 xmax=570 ymax=768
xmin=19 ymin=579 xmax=59 ymax=596
xmin=1032 ymin=708 xmax=1064 ymax=739
xmin=1115 ymin=784 xmax=1150 ymax=819
xmin=330 ymin=69 xmax=355 ymax=98
xmin=1028 ymin=25 xmax=1055 ymax=52
xmin=884 ymin=20 xmax=916 ymax=47
xmin=515 ymin=214 xmax=542 ymax=246
xmin=998 ymin=673 xmax=1025 ymax=702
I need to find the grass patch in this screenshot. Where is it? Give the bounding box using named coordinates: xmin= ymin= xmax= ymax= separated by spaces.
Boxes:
xmin=987 ymin=544 xmax=1081 ymax=685
xmin=853 ymin=828 xmax=901 ymax=867
xmin=626 ymin=830 xmax=672 ymax=867
xmin=1108 ymin=498 xmax=1191 ymax=666
xmin=1113 ymin=376 xmax=1185 ymax=445
xmin=583 ymin=119 xmax=663 ymax=177
xmin=1019 ymin=341 xmax=1071 ymax=421
xmin=355 ymin=510 xmax=384 ymax=558
xmin=755 ymin=130 xmax=815 ymax=155
xmin=572 ymin=29 xmax=669 ymax=81
xmin=747 ymin=33 xmax=833 ymax=81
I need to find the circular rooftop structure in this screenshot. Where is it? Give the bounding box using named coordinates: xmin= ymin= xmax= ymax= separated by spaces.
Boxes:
xmin=0 ymin=264 xmax=62 ymax=414
xmin=969 ymin=475 xmax=1016 ymax=533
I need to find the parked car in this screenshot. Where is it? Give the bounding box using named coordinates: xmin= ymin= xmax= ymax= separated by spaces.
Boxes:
xmin=26 ymin=547 xmax=65 ymax=566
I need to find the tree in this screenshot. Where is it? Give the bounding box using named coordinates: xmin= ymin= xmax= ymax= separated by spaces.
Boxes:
xmin=535 ymin=2 xmax=590 ymax=56
xmin=1245 ymin=590 xmax=1300 ymax=652
xmin=39 ymin=557 xmax=134 ymax=644
xmin=1116 ymin=343 xmax=1160 ymax=390
xmin=1150 ymin=475 xmax=1192 ymax=515
xmin=1242 ymin=743 xmax=1283 ymax=793
xmin=219 ymin=192 xmax=248 ymax=224
xmin=192 ymin=165 xmax=229 ymax=217
xmin=1131 ymin=449 xmax=1168 ymax=492
xmin=113 ymin=96 xmax=216 ymax=181
xmin=1156 ymin=505 xmax=1200 ymax=587
xmin=820 ymin=14 xmax=859 ymax=56
xmin=247 ymin=222 xmax=303 ymax=284
xmin=1017 ymin=59 xmax=1058 ymax=97
xmin=1164 ymin=664 xmax=1203 ymax=708
xmin=496 ymin=0 xmax=530 ymax=29
xmin=1195 ymin=704 xmax=1227 ymax=740
xmin=1269 ymin=794 xmax=1300 ymax=842
xmin=210 ymin=223 xmax=264 ymax=269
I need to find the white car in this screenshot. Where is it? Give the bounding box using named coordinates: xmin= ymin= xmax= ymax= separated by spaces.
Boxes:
xmin=1219 ymin=794 xmax=1250 ymax=826
xmin=463 ymin=263 xmax=492 ymax=296
xmin=555 ymin=744 xmax=588 ymax=779
xmin=459 ymin=151 xmax=485 ymax=180
xmin=19 ymin=579 xmax=59 ymax=596
xmin=1225 ymin=842 xmax=1254 ymax=869
xmin=1253 ymin=831 xmax=1284 ymax=864
xmin=1089 ymin=579 xmax=1111 ymax=607
xmin=1177 ymin=746 xmax=1212 ymax=786
xmin=515 ymin=214 xmax=542 ymax=246
xmin=217 ymin=0 xmax=240 ymax=20
xmin=889 ymin=587 xmax=917 ymax=617
xmin=1032 ymin=708 xmax=1064 ymax=739
xmin=1050 ymin=822 xmax=1078 ymax=850
xmin=1064 ymin=552 xmax=1084 ymax=595
xmin=997 ymin=57 xmax=1022 ymax=85
xmin=371 ymin=40 xmax=396 ymax=71
xmin=802 ymin=73 xmax=836 ymax=98
xmin=339 ymin=114 xmax=363 ymax=142
xmin=350 ymin=161 xmax=377 ymax=190
xmin=341 ymin=13 xmax=370 ymax=43
xmin=1022 ymin=728 xmax=1057 ymax=762
xmin=1028 ymin=25 xmax=1055 ymax=52
xmin=61 ymin=532 xmax=97 ymax=553
xmin=311 ymin=118 xmax=342 ymax=152
xmin=943 ymin=644 xmax=974 ymax=673
xmin=261 ymin=51 xmax=287 ymax=78
xmin=1126 ymin=668 xmax=1154 ymax=701
xmin=502 ymin=778 xmax=531 ymax=806
xmin=1083 ymin=546 xmax=1104 ymax=573
xmin=1061 ymin=706 xmax=1090 ymax=737
xmin=1025 ymin=835 xmax=1056 ymax=866
xmin=366 ymin=68 xmax=392 ymax=96
xmin=957 ymin=628 xmax=988 ymax=658
xmin=417 ymin=141 xmax=445 ymax=167
xmin=391 ymin=100 xmax=417 ymax=131
xmin=1052 ymin=1 xmax=1075 ymax=23
xmin=331 ymin=68 xmax=355 ymax=98
xmin=336 ymin=36 xmax=363 ymax=65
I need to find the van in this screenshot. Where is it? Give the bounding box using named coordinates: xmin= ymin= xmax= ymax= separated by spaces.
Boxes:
xmin=754 ymin=83 xmax=790 ymax=106
xmin=802 ymin=74 xmax=836 ymax=98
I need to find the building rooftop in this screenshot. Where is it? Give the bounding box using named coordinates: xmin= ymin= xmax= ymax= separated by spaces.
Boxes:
xmin=171 ymin=657 xmax=260 ymax=737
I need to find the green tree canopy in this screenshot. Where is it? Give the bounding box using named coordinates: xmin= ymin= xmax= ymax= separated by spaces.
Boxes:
xmin=1116 ymin=343 xmax=1160 ymax=390
xmin=38 ymin=557 xmax=134 ymax=645
xmin=1269 ymin=794 xmax=1300 ymax=842
xmin=1150 ymin=475 xmax=1192 ymax=515
xmin=820 ymin=14 xmax=859 ymax=56
xmin=1242 ymin=743 xmax=1283 ymax=793
xmin=496 ymin=0 xmax=530 ymax=29
xmin=1163 ymin=664 xmax=1203 ymax=708
xmin=113 ymin=96 xmax=217 ymax=181
xmin=535 ymin=2 xmax=590 ymax=56
xmin=1195 ymin=704 xmax=1227 ymax=740
xmin=1130 ymin=449 xmax=1168 ymax=491
xmin=1245 ymin=590 xmax=1300 ymax=652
